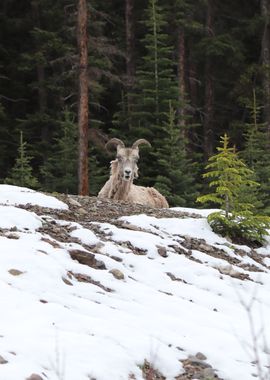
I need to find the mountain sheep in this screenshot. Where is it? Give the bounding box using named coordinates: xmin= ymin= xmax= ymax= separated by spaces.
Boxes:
xmin=98 ymin=138 xmax=169 ymax=208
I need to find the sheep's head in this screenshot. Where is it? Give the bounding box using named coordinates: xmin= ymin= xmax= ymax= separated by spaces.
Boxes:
xmin=106 ymin=138 xmax=151 ymax=181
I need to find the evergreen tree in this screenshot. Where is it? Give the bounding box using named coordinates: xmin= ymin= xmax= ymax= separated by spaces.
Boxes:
xmin=241 ymin=90 xmax=270 ymax=214
xmin=130 ymin=0 xmax=179 ymax=186
xmin=41 ymin=109 xmax=77 ymax=194
xmin=5 ymin=131 xmax=39 ymax=189
xmin=197 ymin=134 xmax=270 ymax=245
xmin=154 ymin=101 xmax=198 ymax=206
xmin=134 ymin=0 xmax=178 ymax=130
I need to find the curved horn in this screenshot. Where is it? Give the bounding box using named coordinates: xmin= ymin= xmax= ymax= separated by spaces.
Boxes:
xmin=132 ymin=139 xmax=151 ymax=149
xmin=105 ymin=138 xmax=125 ymax=152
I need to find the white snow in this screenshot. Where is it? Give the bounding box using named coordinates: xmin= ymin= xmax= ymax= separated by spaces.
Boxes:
xmin=0 ymin=185 xmax=269 ymax=380
xmin=70 ymin=225 xmax=100 ymax=246
xmin=170 ymin=206 xmax=220 ymax=217
xmin=0 ymin=185 xmax=68 ymax=209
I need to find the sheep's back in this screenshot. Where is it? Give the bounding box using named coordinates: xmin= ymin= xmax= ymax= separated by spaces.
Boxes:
xmin=128 ymin=185 xmax=169 ymax=208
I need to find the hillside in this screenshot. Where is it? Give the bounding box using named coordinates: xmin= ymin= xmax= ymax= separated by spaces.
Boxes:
xmin=0 ymin=185 xmax=270 ymax=380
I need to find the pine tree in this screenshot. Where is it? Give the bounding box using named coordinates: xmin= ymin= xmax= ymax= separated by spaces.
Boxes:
xmin=40 ymin=109 xmax=77 ymax=194
xmin=129 ymin=0 xmax=179 ymax=186
xmin=241 ymin=90 xmax=270 ymax=214
xmin=154 ymin=101 xmax=198 ymax=206
xmin=134 ymin=0 xmax=178 ymax=131
xmin=5 ymin=131 xmax=39 ymax=189
xmin=197 ymin=134 xmax=270 ymax=245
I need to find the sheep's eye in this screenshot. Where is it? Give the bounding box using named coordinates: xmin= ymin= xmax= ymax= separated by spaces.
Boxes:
xmin=117 ymin=156 xmax=123 ymax=162
xmin=134 ymin=157 xmax=139 ymax=162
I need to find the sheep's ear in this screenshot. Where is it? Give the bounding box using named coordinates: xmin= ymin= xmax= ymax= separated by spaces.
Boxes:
xmin=105 ymin=138 xmax=125 ymax=152
xmin=132 ymin=139 xmax=151 ymax=150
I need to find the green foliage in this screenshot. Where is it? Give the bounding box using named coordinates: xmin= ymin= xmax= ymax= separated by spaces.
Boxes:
xmin=154 ymin=102 xmax=199 ymax=206
xmin=197 ymin=134 xmax=270 ymax=245
xmin=40 ymin=109 xmax=107 ymax=195
xmin=134 ymin=0 xmax=178 ymax=129
xmin=89 ymin=146 xmax=108 ymax=196
xmin=197 ymin=134 xmax=258 ymax=216
xmin=5 ymin=131 xmax=39 ymax=189
xmin=240 ymin=90 xmax=270 ymax=214
xmin=40 ymin=109 xmax=77 ymax=194
xmin=207 ymin=211 xmax=270 ymax=247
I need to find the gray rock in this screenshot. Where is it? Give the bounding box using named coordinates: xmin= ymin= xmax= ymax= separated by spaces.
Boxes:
xmin=77 ymin=207 xmax=88 ymax=216
xmin=195 ymin=352 xmax=207 ymax=361
xmin=0 ymin=355 xmax=8 ymax=364
xmin=69 ymin=249 xmax=106 ymax=269
xmin=67 ymin=197 xmax=82 ymax=207
xmin=192 ymin=372 xmax=203 ymax=380
xmin=6 ymin=233 xmax=20 ymax=239
xmin=157 ymin=245 xmax=168 ymax=257
xmin=109 ymin=269 xmax=125 ymax=280
xmin=202 ymin=367 xmax=216 ymax=378
xmin=8 ymin=268 xmax=24 ymax=276
xmin=25 ymin=374 xmax=43 ymax=380
xmin=187 ymin=356 xmax=211 ymax=368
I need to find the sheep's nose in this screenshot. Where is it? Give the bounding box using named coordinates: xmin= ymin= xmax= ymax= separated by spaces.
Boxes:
xmin=125 ymin=169 xmax=131 ymax=175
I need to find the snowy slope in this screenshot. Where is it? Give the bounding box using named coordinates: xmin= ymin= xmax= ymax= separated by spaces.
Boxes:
xmin=0 ymin=185 xmax=270 ymax=380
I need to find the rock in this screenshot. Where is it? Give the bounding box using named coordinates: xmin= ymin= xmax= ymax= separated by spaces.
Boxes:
xmin=77 ymin=207 xmax=88 ymax=216
xmin=198 ymin=243 xmax=214 ymax=253
xmin=69 ymin=249 xmax=106 ymax=269
xmin=157 ymin=245 xmax=168 ymax=257
xmin=41 ymin=237 xmax=61 ymax=248
xmin=91 ymin=241 xmax=105 ymax=253
xmin=187 ymin=356 xmax=211 ymax=368
xmin=218 ymin=265 xmax=239 ymax=277
xmin=6 ymin=233 xmax=20 ymax=239
xmin=202 ymin=367 xmax=216 ymax=378
xmin=109 ymin=269 xmax=125 ymax=280
xmin=8 ymin=269 xmax=24 ymax=276
xmin=62 ymin=276 xmax=73 ymax=286
xmin=71 ymin=272 xmax=113 ymax=292
xmin=39 ymin=299 xmax=48 ymax=304
xmin=0 ymin=355 xmax=8 ymax=364
xmin=192 ymin=371 xmax=203 ymax=379
xmin=67 ymin=197 xmax=82 ymax=207
xmin=195 ymin=352 xmax=207 ymax=361
xmin=25 ymin=374 xmax=44 ymax=380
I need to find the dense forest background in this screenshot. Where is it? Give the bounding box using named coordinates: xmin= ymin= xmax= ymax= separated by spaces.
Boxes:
xmin=1 ymin=0 xmax=270 ymax=210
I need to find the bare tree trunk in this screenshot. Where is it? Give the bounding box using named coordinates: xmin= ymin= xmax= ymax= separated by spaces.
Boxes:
xmin=77 ymin=0 xmax=89 ymax=195
xmin=125 ymin=0 xmax=135 ymax=127
xmin=203 ymin=0 xmax=215 ymax=159
xmin=177 ymin=27 xmax=186 ymax=131
xmin=261 ymin=0 xmax=270 ymax=138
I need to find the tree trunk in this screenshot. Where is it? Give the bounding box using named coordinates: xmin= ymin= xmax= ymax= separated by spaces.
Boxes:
xmin=125 ymin=0 xmax=135 ymax=127
xmin=203 ymin=0 xmax=215 ymax=159
xmin=261 ymin=0 xmax=270 ymax=138
xmin=77 ymin=0 xmax=89 ymax=195
xmin=177 ymin=27 xmax=186 ymax=131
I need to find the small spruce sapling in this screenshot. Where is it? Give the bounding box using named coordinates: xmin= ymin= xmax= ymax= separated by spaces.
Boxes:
xmin=5 ymin=131 xmax=39 ymax=189
xmin=197 ymin=134 xmax=270 ymax=246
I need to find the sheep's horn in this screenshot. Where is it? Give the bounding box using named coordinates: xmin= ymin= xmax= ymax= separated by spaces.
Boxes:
xmin=105 ymin=138 xmax=125 ymax=151
xmin=132 ymin=139 xmax=151 ymax=149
